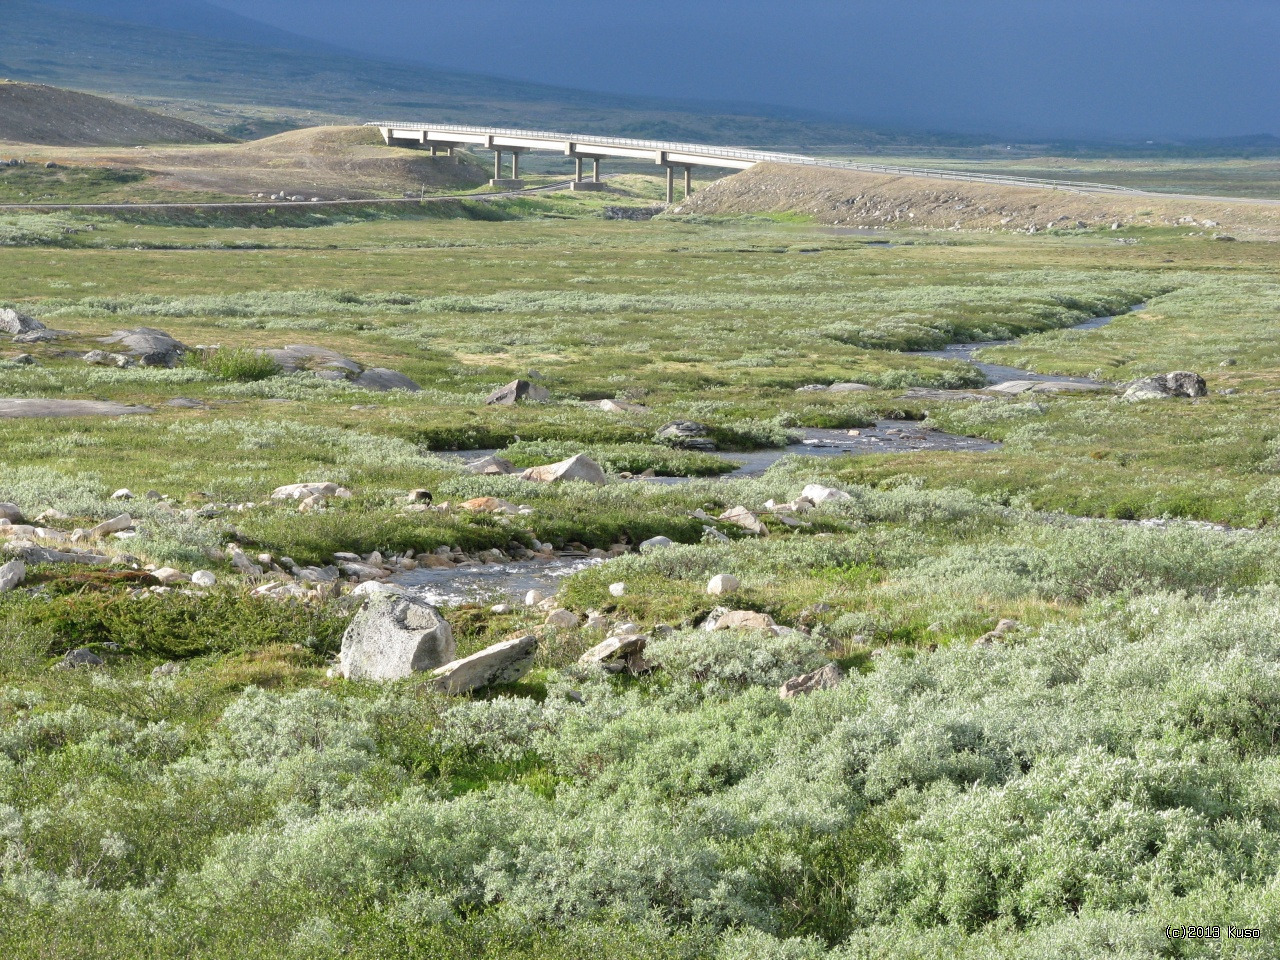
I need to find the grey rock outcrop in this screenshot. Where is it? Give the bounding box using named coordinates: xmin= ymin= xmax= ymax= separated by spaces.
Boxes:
xmin=432 ymin=634 xmax=537 ymax=694
xmin=0 ymin=559 xmax=25 ymax=593
xmin=0 ymin=308 xmax=44 ymax=337
xmin=60 ymin=649 xmax=104 ymax=669
xmin=708 ymin=609 xmax=777 ymax=632
xmin=1123 ymin=371 xmax=1208 ymax=401
xmin=257 ymin=345 xmax=421 ymax=392
xmin=354 ymin=368 xmax=421 ymax=392
xmin=0 ymin=502 xmax=23 ymax=523
xmin=656 ymin=420 xmax=715 ymax=451
xmin=579 ymin=631 xmax=647 ymax=665
xmin=779 ymin=662 xmax=844 ymax=700
xmin=520 ymin=453 xmax=607 ymax=485
xmin=0 ymin=399 xmax=154 ymax=419
xmin=339 ymin=594 xmax=457 ymax=681
xmin=99 ymin=328 xmax=188 ymax=367
xmin=485 ymin=379 xmax=550 ymax=405
xmin=465 ymin=454 xmax=517 ymax=475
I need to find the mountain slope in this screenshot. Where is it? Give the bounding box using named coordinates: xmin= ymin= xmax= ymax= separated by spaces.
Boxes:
xmin=0 ymin=81 xmax=233 ymax=146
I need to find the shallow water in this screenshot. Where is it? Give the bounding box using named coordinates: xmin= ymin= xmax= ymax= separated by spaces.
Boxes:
xmin=392 ymin=556 xmax=603 ymax=606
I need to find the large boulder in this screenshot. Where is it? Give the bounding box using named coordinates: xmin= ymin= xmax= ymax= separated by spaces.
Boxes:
xmin=485 ymin=379 xmax=550 ymax=405
xmin=261 ymin=344 xmax=361 ymax=376
xmin=98 ymin=328 xmax=188 ymax=367
xmin=779 ymin=662 xmax=844 ymax=700
xmin=465 ymin=454 xmax=516 ymax=476
xmin=0 ymin=502 xmax=23 ymax=523
xmin=800 ymin=484 xmax=851 ymax=504
xmin=339 ymin=594 xmax=456 ymax=681
xmin=0 ymin=559 xmax=25 ymax=593
xmin=656 ymin=420 xmax=715 ymax=451
xmin=0 ymin=308 xmax=44 ymax=337
xmin=1123 ymin=371 xmax=1208 ymax=401
xmin=708 ymin=609 xmax=777 ymax=632
xmin=432 ymin=634 xmax=538 ymax=694
xmin=520 ymin=453 xmax=607 ymax=485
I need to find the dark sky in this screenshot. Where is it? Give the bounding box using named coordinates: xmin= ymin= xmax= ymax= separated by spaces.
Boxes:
xmin=205 ymin=0 xmax=1277 ymax=139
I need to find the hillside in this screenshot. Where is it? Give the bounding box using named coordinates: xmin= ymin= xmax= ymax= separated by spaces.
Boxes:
xmin=0 ymin=126 xmax=490 ymax=201
xmin=0 ymin=81 xmax=232 ymax=147
xmin=676 ymin=162 xmax=1280 ymax=236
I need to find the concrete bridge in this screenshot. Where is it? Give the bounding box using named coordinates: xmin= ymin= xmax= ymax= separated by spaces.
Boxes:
xmin=372 ymin=121 xmax=1258 ymax=205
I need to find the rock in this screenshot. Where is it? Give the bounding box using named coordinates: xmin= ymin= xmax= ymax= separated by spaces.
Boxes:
xmin=0 ymin=308 xmax=44 ymax=336
xmin=639 ymin=535 xmax=673 ymax=551
xmin=465 ymin=455 xmax=517 ymax=476
xmin=707 ymin=574 xmax=740 ymax=596
xmin=151 ymin=662 xmax=181 ymax=678
xmin=655 ymin=420 xmax=715 ymax=451
xmin=491 ymin=603 xmax=511 ymax=614
xmin=0 ymin=559 xmax=25 ymax=592
xmin=111 ymin=489 xmax=134 ymax=500
xmin=9 ymin=353 xmax=35 ymax=365
xmin=226 ymin=546 xmax=263 ymax=575
xmin=460 ymin=496 xmax=518 ymax=513
xmin=88 ymin=514 xmax=133 ymax=539
xmin=271 ymin=482 xmax=352 ymax=501
xmin=60 ymin=649 xmax=104 ymax=669
xmin=4 ymin=541 xmax=109 ymax=565
xmin=98 ymin=328 xmax=188 ymax=367
xmin=0 ymin=503 xmax=22 ymax=523
xmin=718 ymin=506 xmax=768 ymax=535
xmin=709 ymin=609 xmax=777 ymax=632
xmin=579 ymin=632 xmax=648 ymax=665
xmin=349 ymin=581 xmax=407 ymax=598
xmin=1123 ymin=371 xmax=1208 ymax=401
xmin=152 ymin=567 xmax=188 ymax=585
xmin=0 ymin=400 xmax=153 ymax=419
xmin=406 ymin=489 xmax=433 ymax=503
xmin=485 ymin=379 xmax=550 ymax=405
xmin=338 ymin=594 xmax=456 ymax=681
xmin=975 ymin=618 xmax=1020 ymax=647
xmin=191 ymin=570 xmax=217 ymax=588
xmin=799 ymin=484 xmax=851 ymax=504
xmin=432 ymin=634 xmax=538 ymax=694
xmin=524 ymin=590 xmax=545 ymax=607
xmin=520 ymin=454 xmax=607 ymax=485
xmin=259 ymin=344 xmax=361 ymax=376
xmin=354 ymin=368 xmax=421 ymax=392
xmin=608 ymin=582 xmax=626 ymax=597
xmin=826 ymin=382 xmax=873 ymax=393
xmin=595 ymin=399 xmax=648 ymax=413
xmin=779 ymin=663 xmax=844 ymax=700
xmin=545 ymin=608 xmax=579 ymax=629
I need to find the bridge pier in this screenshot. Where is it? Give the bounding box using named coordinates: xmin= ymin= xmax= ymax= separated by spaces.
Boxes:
xmin=684 ymin=165 xmax=693 ymax=197
xmin=665 ymin=165 xmax=675 ymax=204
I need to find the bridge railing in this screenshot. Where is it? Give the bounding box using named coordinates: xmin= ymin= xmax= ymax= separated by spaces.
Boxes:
xmin=368 ymin=121 xmax=1141 ymax=195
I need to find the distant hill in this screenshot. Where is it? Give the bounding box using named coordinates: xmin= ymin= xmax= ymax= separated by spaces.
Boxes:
xmin=0 ymin=81 xmax=233 ymax=146
xmin=0 ymin=0 xmax=922 ymax=153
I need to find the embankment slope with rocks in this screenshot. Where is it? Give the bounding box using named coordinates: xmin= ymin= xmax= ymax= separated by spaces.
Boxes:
xmin=676 ymin=162 xmax=1280 ymax=236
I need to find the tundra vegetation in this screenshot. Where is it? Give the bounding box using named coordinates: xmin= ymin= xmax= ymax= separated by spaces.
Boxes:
xmin=1 ymin=178 xmax=1279 ymax=958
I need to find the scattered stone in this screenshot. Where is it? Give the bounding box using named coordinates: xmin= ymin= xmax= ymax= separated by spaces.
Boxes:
xmin=98 ymin=328 xmax=188 ymax=367
xmin=167 ymin=397 xmax=208 ymax=409
xmin=151 ymin=567 xmax=188 ymax=585
xmin=10 ymin=353 xmax=35 ymax=365
xmin=0 ymin=558 xmax=25 ymax=592
xmin=707 ymin=573 xmax=740 ymax=596
xmin=406 ymin=489 xmax=433 ymax=503
xmin=0 ymin=308 xmax=44 ymax=337
xmin=151 ymin=662 xmax=181 ymax=678
xmin=226 ymin=546 xmax=263 ymax=575
xmin=520 ymin=454 xmax=607 ymax=485
xmin=485 ymin=379 xmax=550 ymax=405
xmin=779 ymin=662 xmax=844 ymax=700
xmin=88 ymin=514 xmax=133 ymax=539
xmin=594 ymin=399 xmax=648 ymax=413
xmin=338 ymin=594 xmax=456 ymax=681
xmin=975 ymin=618 xmax=1020 ymax=646
xmin=60 ymin=649 xmax=104 ymax=669
xmin=708 ymin=609 xmax=777 ymax=632
xmin=545 ymin=608 xmax=579 ymax=629
xmin=271 ymin=481 xmax=352 ymax=501
xmin=608 ymin=582 xmax=626 ymax=597
xmin=0 ymin=502 xmax=22 ymax=523
xmin=579 ymin=632 xmax=648 ymax=665
xmin=465 ymin=455 xmax=517 ymax=476
xmin=111 ymin=489 xmax=134 ymax=500
xmin=800 ymin=484 xmax=851 ymax=504
xmin=432 ymin=634 xmax=538 ymax=694
xmin=191 ymin=570 xmax=217 ymax=588
xmin=525 ymin=589 xmax=545 ymax=607
xmin=656 ymin=420 xmax=715 ymax=451
xmin=718 ymin=506 xmax=768 ymax=535
xmin=1123 ymin=371 xmax=1208 ymax=401
xmin=640 ymin=535 xmax=674 ymax=551
xmin=461 ymin=496 xmax=518 ymax=513
xmin=491 ymin=603 xmax=511 ymax=614
xmin=826 ymin=382 xmax=873 ymax=393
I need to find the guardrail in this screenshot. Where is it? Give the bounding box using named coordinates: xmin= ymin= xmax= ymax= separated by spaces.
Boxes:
xmin=368 ymin=120 xmax=1142 ymax=196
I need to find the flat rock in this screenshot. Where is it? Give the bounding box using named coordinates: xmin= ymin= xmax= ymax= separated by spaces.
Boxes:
xmin=779 ymin=662 xmax=844 ymax=700
xmin=465 ymin=455 xmax=517 ymax=476
xmin=13 ymin=328 xmax=74 ymax=344
xmin=709 ymin=609 xmax=777 ymax=632
xmin=339 ymin=594 xmax=456 ymax=681
xmin=987 ymin=380 xmax=1109 ymax=395
xmin=271 ymin=482 xmax=351 ymax=501
xmin=899 ymin=388 xmax=994 ymax=403
xmin=88 ymin=513 xmax=133 ymax=539
xmin=485 ymin=379 xmax=550 ymax=405
xmin=520 ymin=453 xmax=606 ymax=485
xmin=353 ymin=367 xmax=421 ymax=392
xmin=432 ymin=634 xmax=538 ymax=694
xmin=0 ymin=309 xmax=45 ymax=336
xmin=0 ymin=399 xmax=154 ymax=419
xmin=4 ymin=541 xmax=109 ymax=566
xmin=656 ymin=420 xmax=715 ymax=451
xmin=579 ymin=632 xmax=648 ymax=665
xmin=261 ymin=344 xmax=361 ymax=376
xmin=460 ymin=496 xmax=518 ymax=513
xmin=800 ymin=484 xmax=852 ymax=504
xmin=99 ymin=328 xmax=188 ymax=367
xmin=1124 ymin=371 xmax=1208 ymax=401
xmin=826 ymin=382 xmax=874 ymax=393
xmin=60 ymin=649 xmax=104 ymax=669
xmin=594 ymin=399 xmax=649 ymax=413
xmin=718 ymin=506 xmax=768 ymax=535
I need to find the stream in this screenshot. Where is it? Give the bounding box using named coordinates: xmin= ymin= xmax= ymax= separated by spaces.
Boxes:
xmin=412 ymin=305 xmax=1141 ymax=602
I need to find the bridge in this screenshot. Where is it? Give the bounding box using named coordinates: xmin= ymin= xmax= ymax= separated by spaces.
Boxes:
xmin=371 ymin=121 xmax=1274 ymax=206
